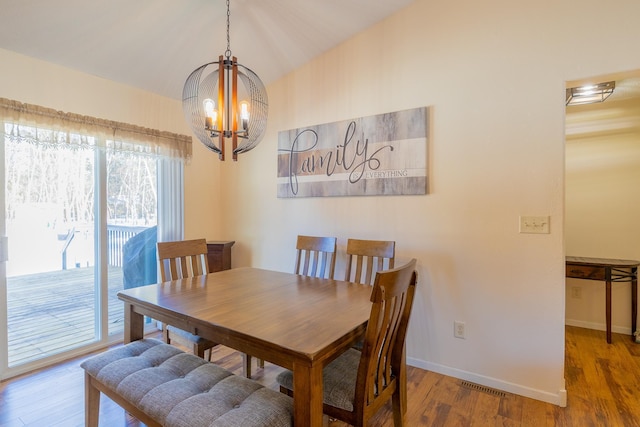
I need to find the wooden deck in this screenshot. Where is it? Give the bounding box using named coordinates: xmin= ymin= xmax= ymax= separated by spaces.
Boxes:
xmin=6 ymin=266 xmax=125 ymax=367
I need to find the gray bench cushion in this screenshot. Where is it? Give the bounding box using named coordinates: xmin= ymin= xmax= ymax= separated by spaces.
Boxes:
xmin=81 ymin=339 xmax=292 ymax=427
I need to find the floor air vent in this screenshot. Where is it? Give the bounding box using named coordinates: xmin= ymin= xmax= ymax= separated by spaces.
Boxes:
xmin=460 ymin=381 xmax=507 ymax=397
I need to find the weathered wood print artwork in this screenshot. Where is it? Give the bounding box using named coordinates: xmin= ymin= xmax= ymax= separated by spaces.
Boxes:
xmin=277 ymin=107 xmax=427 ymax=198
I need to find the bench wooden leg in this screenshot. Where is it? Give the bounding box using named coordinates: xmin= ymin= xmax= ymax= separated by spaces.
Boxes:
xmin=85 ymin=372 xmax=100 ymax=427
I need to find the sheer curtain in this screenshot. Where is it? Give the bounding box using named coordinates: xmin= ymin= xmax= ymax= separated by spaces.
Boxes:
xmin=0 ymin=97 xmax=191 ymax=242
xmin=157 ymin=158 xmax=185 ymax=242
xmin=0 ymin=97 xmax=192 ymax=159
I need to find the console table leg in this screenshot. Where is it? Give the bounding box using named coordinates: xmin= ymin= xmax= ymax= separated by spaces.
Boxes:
xmin=606 ymin=267 xmax=612 ymax=344
xmin=632 ymin=267 xmax=638 ymax=342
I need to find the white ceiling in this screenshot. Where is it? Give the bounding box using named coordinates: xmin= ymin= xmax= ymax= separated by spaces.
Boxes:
xmin=0 ymin=0 xmax=416 ymax=100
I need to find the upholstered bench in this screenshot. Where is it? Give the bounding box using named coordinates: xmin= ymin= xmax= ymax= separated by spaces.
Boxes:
xmin=81 ymin=338 xmax=293 ymax=427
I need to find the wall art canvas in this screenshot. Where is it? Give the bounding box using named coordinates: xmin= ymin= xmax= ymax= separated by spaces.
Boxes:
xmin=277 ymin=107 xmax=428 ymax=198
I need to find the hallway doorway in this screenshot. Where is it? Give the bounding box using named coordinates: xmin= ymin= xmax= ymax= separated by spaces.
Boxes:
xmin=565 ymin=70 xmax=640 ymax=341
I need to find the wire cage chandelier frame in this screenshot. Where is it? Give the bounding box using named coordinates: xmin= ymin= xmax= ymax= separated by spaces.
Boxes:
xmin=182 ymin=0 xmax=268 ymax=161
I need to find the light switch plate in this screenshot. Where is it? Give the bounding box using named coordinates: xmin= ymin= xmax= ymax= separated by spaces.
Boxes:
xmin=519 ymin=216 xmax=550 ymax=234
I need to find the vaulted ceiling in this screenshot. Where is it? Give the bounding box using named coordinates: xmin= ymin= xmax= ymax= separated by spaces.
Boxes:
xmin=0 ymin=0 xmax=416 ymax=100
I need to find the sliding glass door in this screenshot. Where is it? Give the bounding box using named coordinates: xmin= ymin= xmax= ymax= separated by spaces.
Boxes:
xmin=5 ymin=138 xmax=99 ymax=367
xmin=1 ymin=131 xmax=161 ymax=377
xmin=105 ymin=150 xmax=158 ymax=336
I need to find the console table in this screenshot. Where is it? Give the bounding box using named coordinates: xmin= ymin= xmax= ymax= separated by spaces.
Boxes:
xmin=565 ymin=256 xmax=639 ymax=343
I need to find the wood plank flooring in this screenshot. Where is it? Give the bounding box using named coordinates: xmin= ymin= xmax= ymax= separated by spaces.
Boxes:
xmin=1 ymin=326 xmax=639 ymax=426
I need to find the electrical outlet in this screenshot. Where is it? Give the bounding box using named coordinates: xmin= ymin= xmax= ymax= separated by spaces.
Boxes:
xmin=454 ymin=321 xmax=465 ymax=339
xmin=519 ymin=216 xmax=550 ymax=234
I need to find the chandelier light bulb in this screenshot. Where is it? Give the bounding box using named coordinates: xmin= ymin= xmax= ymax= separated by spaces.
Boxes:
xmin=240 ymin=100 xmax=249 ymax=131
xmin=203 ymin=99 xmax=217 ymax=130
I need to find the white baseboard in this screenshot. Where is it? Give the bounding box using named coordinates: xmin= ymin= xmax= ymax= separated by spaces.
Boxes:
xmin=564 ymin=319 xmax=632 ymax=335
xmin=403 ymin=322 xmax=633 ymax=408
xmin=406 ymin=357 xmax=567 ymax=407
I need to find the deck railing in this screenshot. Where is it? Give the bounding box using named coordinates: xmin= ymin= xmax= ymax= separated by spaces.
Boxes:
xmin=107 ymin=225 xmax=148 ymax=267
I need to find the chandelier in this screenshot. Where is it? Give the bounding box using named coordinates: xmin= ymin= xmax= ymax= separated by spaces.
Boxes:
xmin=182 ymin=0 xmax=268 ymax=161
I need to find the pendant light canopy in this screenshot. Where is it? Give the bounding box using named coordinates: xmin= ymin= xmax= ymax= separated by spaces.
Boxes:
xmin=182 ymin=0 xmax=268 ymax=161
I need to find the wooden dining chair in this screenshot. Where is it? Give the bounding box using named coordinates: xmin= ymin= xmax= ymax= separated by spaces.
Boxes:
xmin=276 ymin=258 xmax=418 ymax=427
xmin=157 ymin=239 xmax=217 ymax=358
xmin=345 ymin=238 xmax=395 ymax=285
xmin=157 ymin=239 xmax=255 ymax=379
xmin=294 ymin=235 xmax=337 ymax=279
xmin=244 ymin=234 xmax=338 ymax=377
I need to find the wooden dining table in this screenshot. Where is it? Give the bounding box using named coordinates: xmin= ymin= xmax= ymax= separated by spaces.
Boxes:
xmin=117 ymin=267 xmax=374 ymax=427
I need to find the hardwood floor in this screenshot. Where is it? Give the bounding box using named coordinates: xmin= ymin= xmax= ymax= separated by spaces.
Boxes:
xmin=1 ymin=326 xmax=639 ymax=426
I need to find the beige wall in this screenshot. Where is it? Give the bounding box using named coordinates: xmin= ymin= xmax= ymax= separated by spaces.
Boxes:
xmin=4 ymin=0 xmax=640 ymax=406
xmin=566 ymin=96 xmax=640 ymax=332
xmin=219 ymin=0 xmax=640 ymax=406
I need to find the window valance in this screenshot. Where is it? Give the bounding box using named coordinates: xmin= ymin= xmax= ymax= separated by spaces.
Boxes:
xmin=0 ymin=97 xmax=192 ymax=160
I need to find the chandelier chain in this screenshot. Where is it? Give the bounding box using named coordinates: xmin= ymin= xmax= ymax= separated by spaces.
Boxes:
xmin=225 ymin=0 xmax=232 ymax=58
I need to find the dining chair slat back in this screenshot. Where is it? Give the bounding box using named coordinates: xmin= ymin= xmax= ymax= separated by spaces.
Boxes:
xmin=157 ymin=238 xmax=209 ymax=281
xmin=295 ymin=235 xmax=338 ymax=279
xmin=345 ymin=238 xmax=395 ymax=285
xmin=277 ymin=258 xmax=418 ymax=426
